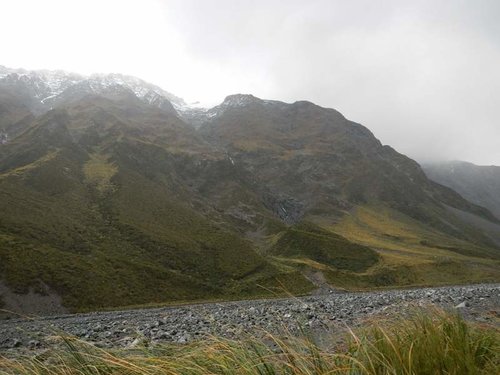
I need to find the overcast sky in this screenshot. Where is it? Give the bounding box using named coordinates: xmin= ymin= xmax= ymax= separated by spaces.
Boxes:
xmin=1 ymin=0 xmax=499 ymax=165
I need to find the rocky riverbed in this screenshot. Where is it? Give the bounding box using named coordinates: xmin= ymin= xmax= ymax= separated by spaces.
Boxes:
xmin=0 ymin=284 xmax=498 ymax=352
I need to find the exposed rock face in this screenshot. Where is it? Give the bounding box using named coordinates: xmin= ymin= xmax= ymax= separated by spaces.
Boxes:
xmin=0 ymin=281 xmax=68 ymax=317
xmin=199 ymin=94 xmax=498 ymax=241
xmin=262 ymin=192 xmax=304 ymax=224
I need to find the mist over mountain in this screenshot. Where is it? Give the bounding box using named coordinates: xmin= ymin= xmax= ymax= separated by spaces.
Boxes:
xmin=423 ymin=161 xmax=500 ymax=220
xmin=0 ymin=67 xmax=499 ymax=315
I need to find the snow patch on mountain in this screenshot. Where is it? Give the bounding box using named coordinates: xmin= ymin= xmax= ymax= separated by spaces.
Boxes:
xmin=174 ymin=94 xmax=291 ymax=128
xmin=0 ymin=66 xmax=283 ymax=128
xmin=0 ymin=66 xmax=186 ymax=113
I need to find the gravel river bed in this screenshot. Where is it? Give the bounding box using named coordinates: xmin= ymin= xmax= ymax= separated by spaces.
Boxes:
xmin=1 ymin=284 xmax=498 ymax=352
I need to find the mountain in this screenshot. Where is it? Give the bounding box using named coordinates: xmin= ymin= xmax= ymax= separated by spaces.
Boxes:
xmin=0 ymin=67 xmax=499 ymax=315
xmin=0 ymin=65 xmax=186 ymax=114
xmin=423 ymin=160 xmax=500 ymax=221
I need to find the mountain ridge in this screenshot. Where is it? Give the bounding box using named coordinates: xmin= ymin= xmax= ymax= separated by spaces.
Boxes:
xmin=0 ymin=65 xmax=185 ymax=115
xmin=0 ymin=66 xmax=499 ymax=315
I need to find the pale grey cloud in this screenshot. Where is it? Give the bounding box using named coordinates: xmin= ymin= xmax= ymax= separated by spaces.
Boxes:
xmin=160 ymin=0 xmax=500 ymax=165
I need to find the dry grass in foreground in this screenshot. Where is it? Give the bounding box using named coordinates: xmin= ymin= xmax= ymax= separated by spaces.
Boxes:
xmin=0 ymin=310 xmax=498 ymax=374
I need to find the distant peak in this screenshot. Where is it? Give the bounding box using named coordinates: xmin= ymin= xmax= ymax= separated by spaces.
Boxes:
xmin=222 ymin=94 xmax=262 ymax=107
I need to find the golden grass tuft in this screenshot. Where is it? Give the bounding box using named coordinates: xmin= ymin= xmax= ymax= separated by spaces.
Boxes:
xmin=0 ymin=310 xmax=498 ymax=374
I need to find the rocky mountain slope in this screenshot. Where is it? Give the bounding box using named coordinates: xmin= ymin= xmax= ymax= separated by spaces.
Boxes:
xmin=0 ymin=67 xmax=499 ymax=314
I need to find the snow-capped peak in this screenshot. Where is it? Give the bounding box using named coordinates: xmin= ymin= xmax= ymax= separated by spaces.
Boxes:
xmin=88 ymin=73 xmax=186 ymax=108
xmin=0 ymin=66 xmax=186 ymax=113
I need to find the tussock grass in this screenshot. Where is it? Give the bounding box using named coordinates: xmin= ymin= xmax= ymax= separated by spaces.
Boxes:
xmin=0 ymin=311 xmax=498 ymax=374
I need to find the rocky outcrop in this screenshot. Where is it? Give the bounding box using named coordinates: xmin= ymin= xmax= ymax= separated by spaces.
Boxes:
xmin=0 ymin=281 xmax=68 ymax=318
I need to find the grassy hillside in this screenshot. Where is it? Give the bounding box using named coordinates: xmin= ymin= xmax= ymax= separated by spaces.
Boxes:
xmin=270 ymin=222 xmax=379 ymax=272
xmin=323 ymin=205 xmax=500 ymax=288
xmin=0 ymin=103 xmax=313 ymax=312
xmin=1 ymin=91 xmax=499 ymax=313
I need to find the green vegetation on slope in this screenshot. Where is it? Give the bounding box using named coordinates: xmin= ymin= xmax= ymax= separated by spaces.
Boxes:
xmin=1 ymin=92 xmax=499 ymax=313
xmin=0 ymin=107 xmax=313 ymax=312
xmin=321 ymin=205 xmax=500 ymax=288
xmin=268 ymin=204 xmax=500 ymax=291
xmin=271 ymin=222 xmax=379 ymax=272
xmin=82 ymin=153 xmax=118 ymax=194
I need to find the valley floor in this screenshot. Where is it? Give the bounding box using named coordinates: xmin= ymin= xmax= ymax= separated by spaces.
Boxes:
xmin=0 ymin=284 xmax=498 ymax=352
